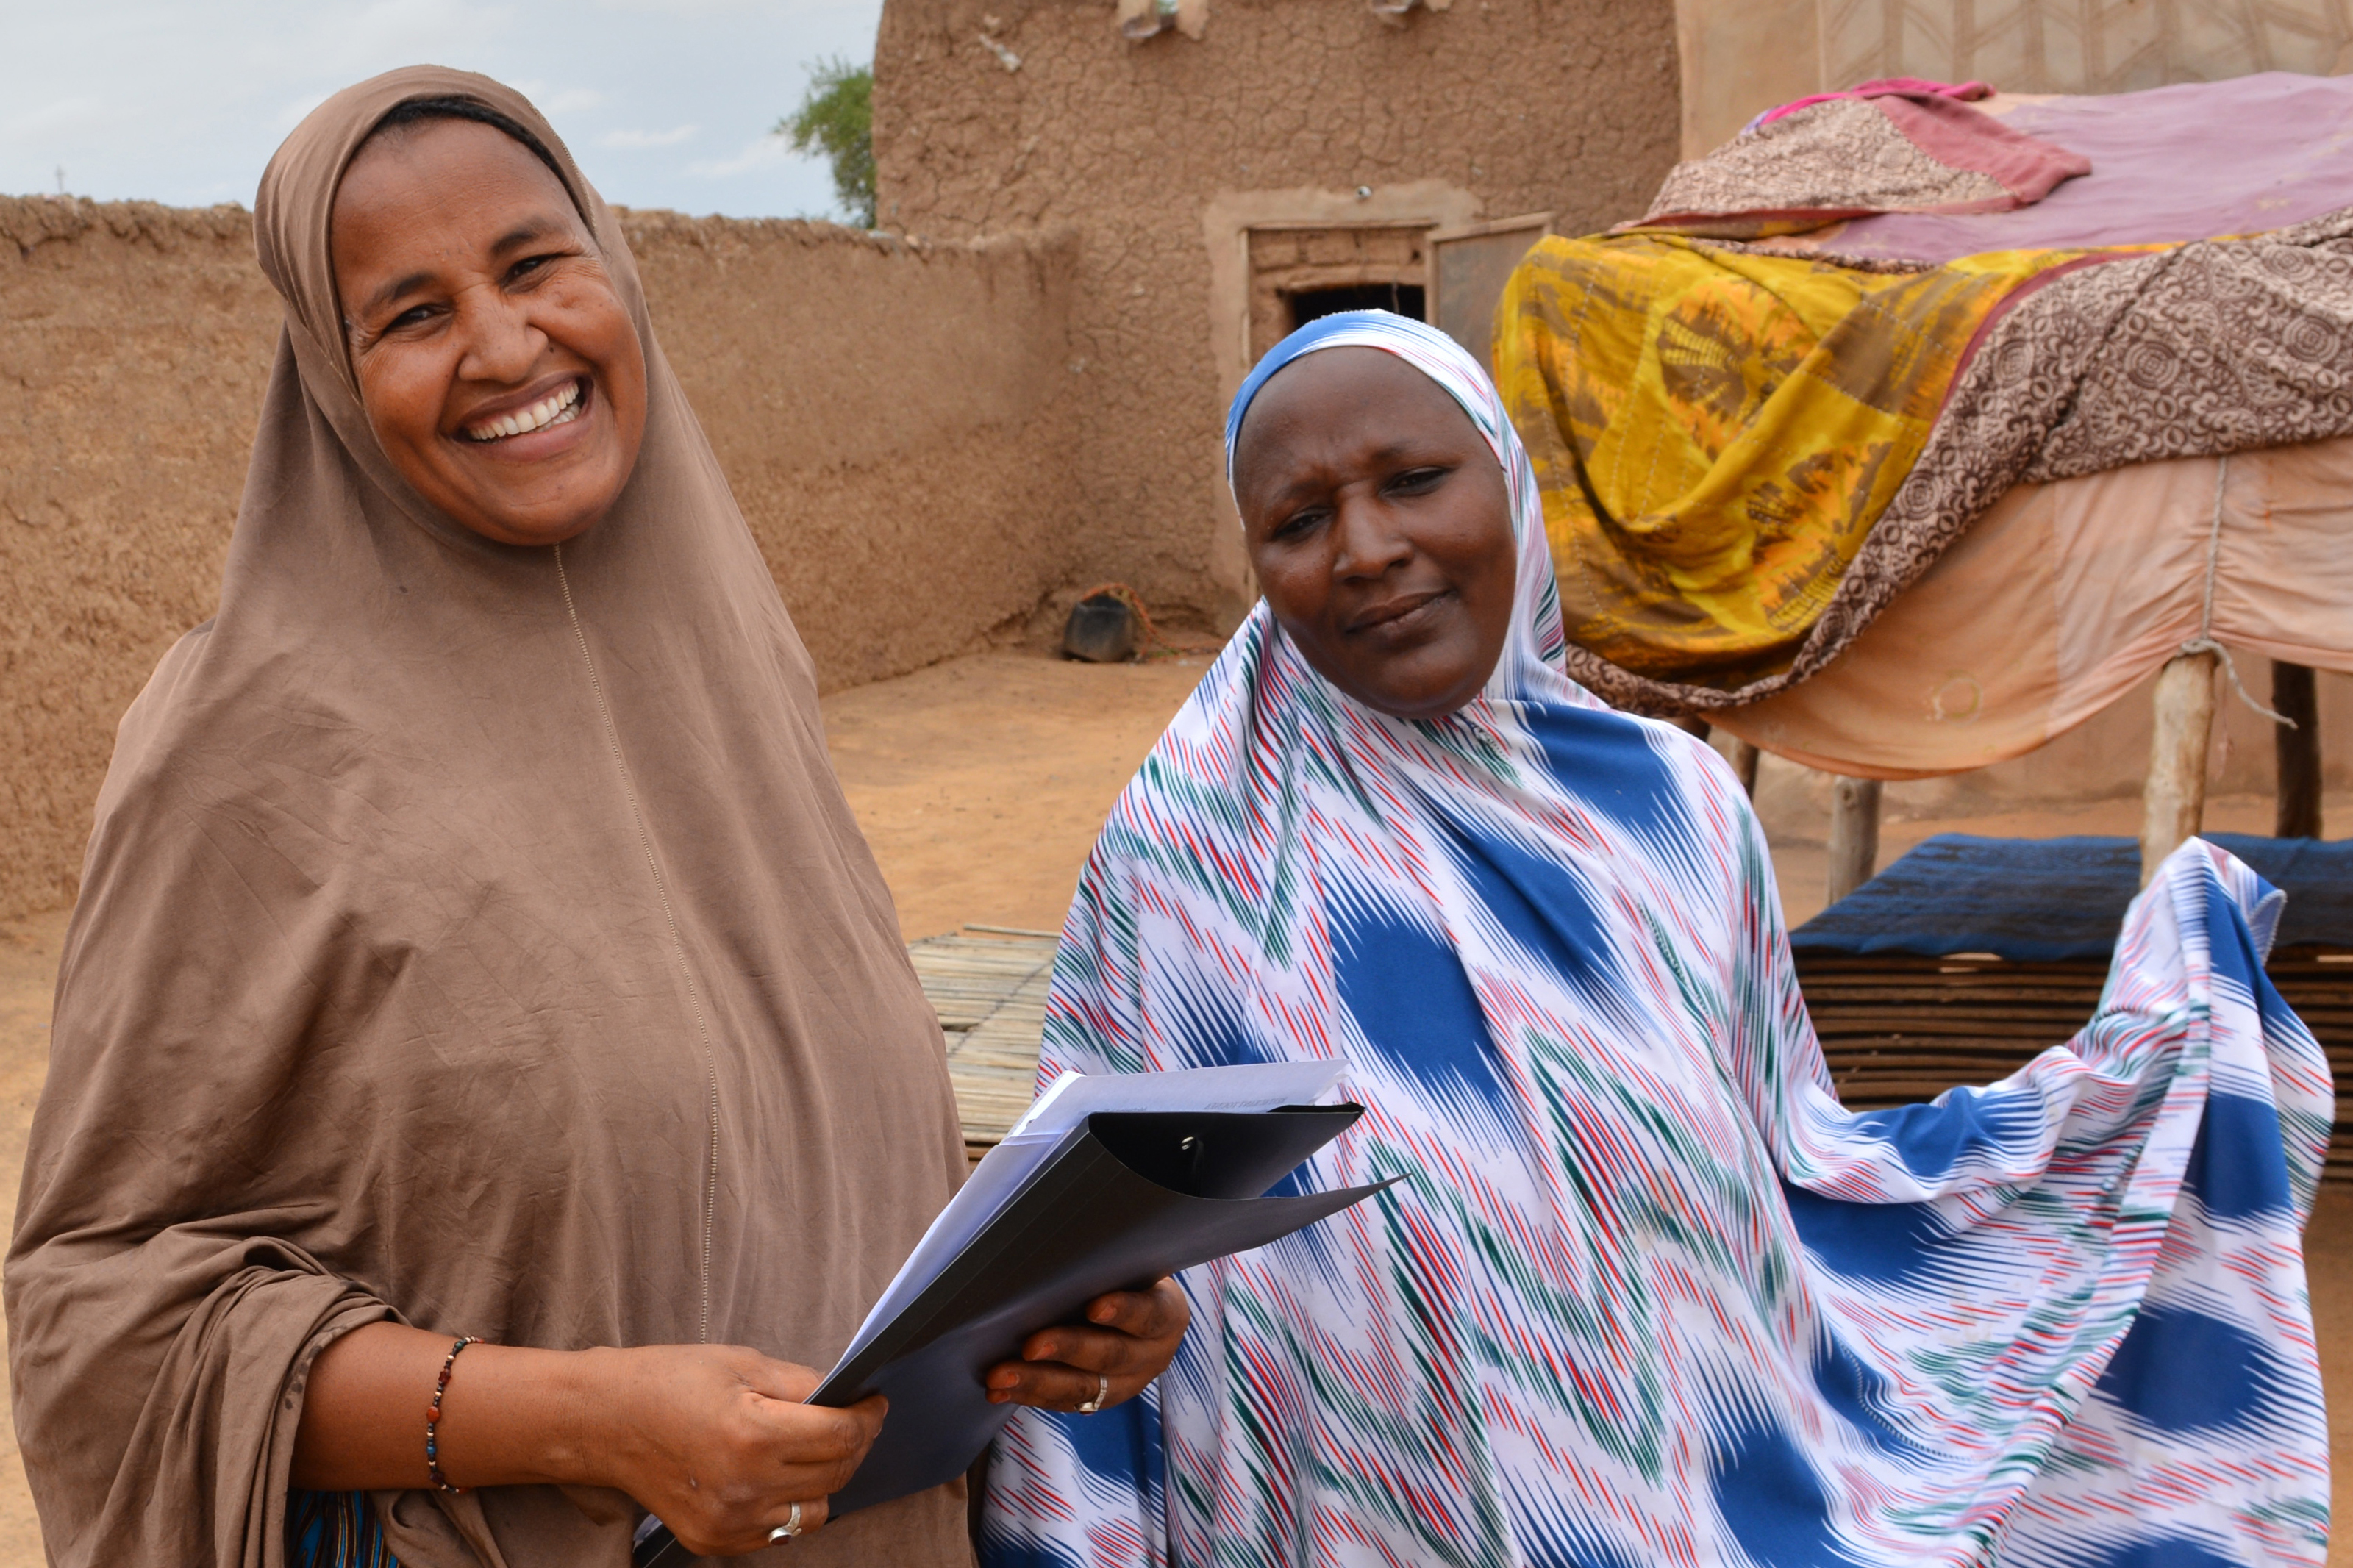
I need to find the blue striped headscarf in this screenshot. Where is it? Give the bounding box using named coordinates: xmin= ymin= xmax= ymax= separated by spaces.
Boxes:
xmin=983 ymin=312 xmax=2332 ymax=1568
xmin=1223 ymin=311 xmax=1570 ymax=689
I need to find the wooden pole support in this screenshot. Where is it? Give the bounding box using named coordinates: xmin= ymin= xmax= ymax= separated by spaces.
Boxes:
xmin=1730 ymin=739 xmax=1762 ymax=800
xmin=2140 ymin=649 xmax=2218 ymax=887
xmin=2273 ymin=660 xmax=2322 ymax=840
xmin=1826 ymin=776 xmax=1882 ymax=907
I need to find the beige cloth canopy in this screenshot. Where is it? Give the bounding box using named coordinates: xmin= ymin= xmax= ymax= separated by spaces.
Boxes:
xmin=1715 ymin=436 xmax=2353 ymax=778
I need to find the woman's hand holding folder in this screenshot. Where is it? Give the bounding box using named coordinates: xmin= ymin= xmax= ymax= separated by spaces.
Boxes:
xmin=634 ymin=1064 xmax=1379 ymax=1563
xmin=296 ymin=1330 xmax=889 ymax=1559
xmin=984 ymin=1277 xmax=1191 ymax=1409
xmin=616 ymin=1280 xmax=1185 ymax=1564
xmin=588 ymin=1345 xmax=886 ymax=1557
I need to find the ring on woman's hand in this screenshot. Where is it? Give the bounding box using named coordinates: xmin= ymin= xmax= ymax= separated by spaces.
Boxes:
xmin=1078 ymin=1372 xmax=1108 ymax=1414
xmin=768 ymin=1502 xmax=804 ymax=1544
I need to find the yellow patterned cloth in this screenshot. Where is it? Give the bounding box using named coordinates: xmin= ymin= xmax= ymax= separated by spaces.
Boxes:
xmin=1493 ymin=235 xmax=2085 ymax=691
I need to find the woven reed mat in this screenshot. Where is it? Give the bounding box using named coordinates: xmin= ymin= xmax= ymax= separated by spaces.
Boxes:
xmin=904 ymin=924 xmax=2352 ymax=1185
xmin=1797 ymin=948 xmax=2353 ymax=1187
xmin=1791 ymin=834 xmax=2352 ymax=1187
xmin=907 ymin=926 xmax=1058 ymax=1164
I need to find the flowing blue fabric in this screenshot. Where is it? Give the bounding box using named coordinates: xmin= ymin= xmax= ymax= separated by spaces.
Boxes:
xmin=981 ymin=312 xmax=2333 ymax=1568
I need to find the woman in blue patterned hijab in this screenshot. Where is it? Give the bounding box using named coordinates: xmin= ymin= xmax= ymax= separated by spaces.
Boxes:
xmin=979 ymin=311 xmax=2331 ymax=1568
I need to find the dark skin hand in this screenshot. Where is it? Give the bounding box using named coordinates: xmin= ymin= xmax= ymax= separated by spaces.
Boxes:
xmin=296 ymin=114 xmax=1192 ymax=1556
xmin=983 ymin=1278 xmax=1190 ymax=1410
xmin=292 ymin=1326 xmax=880 ymax=1556
xmin=1233 ymin=346 xmax=1518 ymax=721
xmin=291 ymin=1291 xmax=1188 ymax=1556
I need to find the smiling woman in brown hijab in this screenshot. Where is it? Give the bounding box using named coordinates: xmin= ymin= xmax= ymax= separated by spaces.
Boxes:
xmin=3 ymin=66 xmax=1182 ymax=1568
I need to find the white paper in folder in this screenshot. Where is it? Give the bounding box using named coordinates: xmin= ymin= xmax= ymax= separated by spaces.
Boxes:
xmin=832 ymin=1059 xmax=1349 ymax=1371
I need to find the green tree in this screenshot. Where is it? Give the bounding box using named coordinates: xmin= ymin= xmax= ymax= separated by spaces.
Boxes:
xmin=779 ymin=58 xmax=875 ymax=227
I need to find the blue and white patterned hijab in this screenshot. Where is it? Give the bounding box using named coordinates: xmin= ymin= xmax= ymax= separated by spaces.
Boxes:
xmin=1221 ymin=309 xmax=1574 ymax=698
xmin=983 ymin=312 xmax=2332 ymax=1568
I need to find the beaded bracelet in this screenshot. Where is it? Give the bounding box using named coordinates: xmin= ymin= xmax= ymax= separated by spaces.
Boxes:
xmin=425 ymin=1335 xmax=482 ymax=1494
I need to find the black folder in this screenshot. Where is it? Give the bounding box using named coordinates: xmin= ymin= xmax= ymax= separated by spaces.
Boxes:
xmin=635 ymin=1103 xmax=1388 ymax=1564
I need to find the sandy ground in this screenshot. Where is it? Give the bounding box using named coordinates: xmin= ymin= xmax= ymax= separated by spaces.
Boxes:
xmin=823 ymin=652 xmax=1215 ymax=940
xmin=0 ymin=648 xmax=2341 ymax=1561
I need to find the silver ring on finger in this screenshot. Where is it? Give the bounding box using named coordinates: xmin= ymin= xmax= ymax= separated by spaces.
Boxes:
xmin=768 ymin=1501 xmax=804 ymax=1544
xmin=1078 ymin=1372 xmax=1108 ymax=1414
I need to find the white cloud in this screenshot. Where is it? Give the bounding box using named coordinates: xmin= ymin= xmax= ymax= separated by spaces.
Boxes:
xmin=597 ymin=124 xmax=699 ymax=149
xmin=687 ymin=134 xmax=796 ymax=180
xmin=585 ymin=0 xmax=783 ymax=14
xmin=4 ymin=96 xmax=111 ymax=137
xmin=1 ymin=0 xmax=880 ymax=215
xmin=276 ymin=90 xmax=335 ymax=129
xmin=504 ymin=81 xmax=606 ymax=116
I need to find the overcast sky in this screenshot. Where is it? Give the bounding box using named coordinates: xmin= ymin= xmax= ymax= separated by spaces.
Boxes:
xmin=3 ymin=0 xmax=884 ymax=220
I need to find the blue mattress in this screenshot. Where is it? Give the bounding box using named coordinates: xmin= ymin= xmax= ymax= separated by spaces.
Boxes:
xmin=1788 ymin=834 xmax=2353 ymax=962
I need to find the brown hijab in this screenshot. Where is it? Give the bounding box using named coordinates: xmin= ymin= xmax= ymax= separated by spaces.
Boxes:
xmin=4 ymin=66 xmax=969 ymax=1568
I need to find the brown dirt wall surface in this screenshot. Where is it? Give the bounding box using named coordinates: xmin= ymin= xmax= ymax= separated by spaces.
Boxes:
xmin=619 ymin=213 xmax=1088 ymax=693
xmin=872 ymin=0 xmax=1683 ymax=626
xmin=0 ymin=651 xmax=2343 ymax=1560
xmin=0 ymin=196 xmax=1083 ymax=925
xmin=0 ymin=199 xmax=276 ymax=926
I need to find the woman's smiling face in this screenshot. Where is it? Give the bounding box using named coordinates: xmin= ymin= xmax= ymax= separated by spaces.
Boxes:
xmin=1234 ymin=346 xmax=1518 ymax=722
xmin=330 ymin=116 xmax=648 ymax=546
